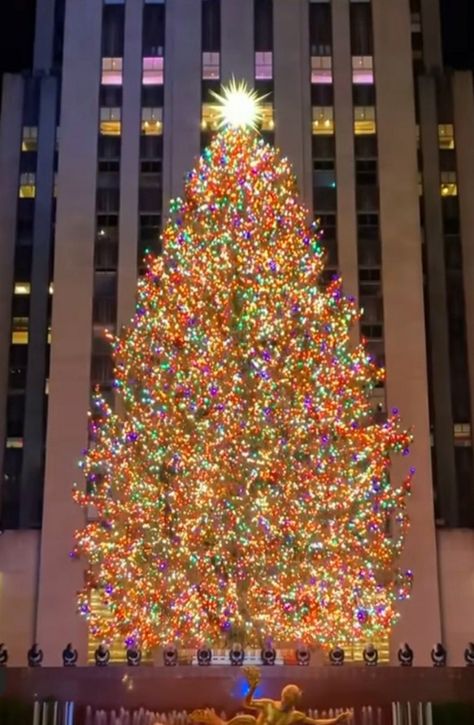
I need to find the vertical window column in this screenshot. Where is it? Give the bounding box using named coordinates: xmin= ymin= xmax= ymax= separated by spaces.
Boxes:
xmin=139 ymin=1 xmax=165 ymax=268
xmin=201 ymin=0 xmax=221 ymax=151
xmin=254 ymin=0 xmax=274 ymax=144
xmin=92 ymin=3 xmax=125 ymax=395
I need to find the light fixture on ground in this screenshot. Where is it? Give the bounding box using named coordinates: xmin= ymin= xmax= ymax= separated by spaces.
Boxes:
xmin=295 ymin=646 xmax=311 ymax=666
xmin=126 ymin=647 xmax=141 ymax=666
xmin=329 ymin=646 xmax=344 ymax=666
xmin=431 ymin=643 xmax=446 ymax=667
xmin=363 ymin=644 xmax=378 ymax=666
xmin=94 ymin=643 xmax=110 ymax=666
xmin=0 ymin=643 xmax=8 ymax=666
xmin=62 ymin=643 xmax=78 ymax=666
xmin=229 ymin=643 xmax=245 ymax=665
xmin=464 ymin=642 xmax=474 ymax=666
xmin=197 ymin=647 xmax=212 ymax=666
xmin=397 ymin=642 xmax=413 ymax=667
xmin=27 ymin=643 xmax=43 ymax=667
xmin=163 ymin=646 xmax=178 ymax=666
xmin=261 ymin=643 xmax=276 ymax=666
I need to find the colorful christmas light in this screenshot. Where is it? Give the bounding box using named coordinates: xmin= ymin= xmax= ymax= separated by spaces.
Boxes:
xmin=73 ymin=109 xmax=413 ymax=651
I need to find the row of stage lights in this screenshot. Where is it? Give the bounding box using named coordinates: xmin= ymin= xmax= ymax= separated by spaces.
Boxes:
xmin=1 ymin=641 xmax=474 ymax=668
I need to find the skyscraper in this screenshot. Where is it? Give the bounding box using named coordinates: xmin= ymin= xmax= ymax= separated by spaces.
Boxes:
xmin=0 ymin=0 xmax=473 ymax=665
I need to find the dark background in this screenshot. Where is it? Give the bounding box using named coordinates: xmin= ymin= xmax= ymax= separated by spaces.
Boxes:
xmin=0 ymin=0 xmax=473 ymax=85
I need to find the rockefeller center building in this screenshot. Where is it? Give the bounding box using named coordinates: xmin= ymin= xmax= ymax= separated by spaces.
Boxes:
xmin=0 ymin=0 xmax=474 ymax=664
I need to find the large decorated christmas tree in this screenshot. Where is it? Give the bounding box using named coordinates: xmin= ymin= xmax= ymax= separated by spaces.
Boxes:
xmin=73 ymin=82 xmax=413 ymax=652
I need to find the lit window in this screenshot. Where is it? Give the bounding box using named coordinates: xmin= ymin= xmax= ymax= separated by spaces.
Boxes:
xmin=14 ymin=282 xmax=31 ymax=295
xmin=354 ymin=107 xmax=376 ymax=135
xmin=141 ymin=107 xmax=163 ymax=135
xmin=12 ymin=317 xmax=29 ymax=345
xmin=203 ymin=52 xmax=220 ymax=80
xmin=201 ymin=103 xmax=220 ymax=132
xmin=49 ymin=282 xmax=54 ymax=295
xmin=22 ymin=126 xmax=38 ymax=152
xmin=100 ymin=107 xmax=121 ymax=136
xmin=312 ymin=107 xmax=334 ymax=135
xmin=311 ymin=56 xmax=332 ymax=84
xmin=143 ymin=57 xmax=164 ymax=85
xmin=101 ymin=58 xmax=123 ymax=85
xmin=6 ymin=437 xmax=23 ymax=449
xmin=441 ymin=171 xmax=457 ymax=197
xmin=438 ymin=124 xmax=455 ymax=150
xmin=255 ymin=51 xmax=272 ymax=80
xmin=19 ymin=173 xmax=36 ymax=198
xmin=352 ymin=56 xmax=374 ymax=84
xmin=260 ymin=104 xmax=274 ymax=132
xmin=47 ymin=327 xmax=52 ymax=344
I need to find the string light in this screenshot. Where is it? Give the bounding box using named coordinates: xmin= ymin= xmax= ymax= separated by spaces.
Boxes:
xmin=73 ymin=119 xmax=413 ymax=652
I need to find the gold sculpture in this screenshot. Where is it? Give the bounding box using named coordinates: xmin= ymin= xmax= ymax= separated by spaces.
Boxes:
xmin=190 ymin=666 xmax=352 ymax=725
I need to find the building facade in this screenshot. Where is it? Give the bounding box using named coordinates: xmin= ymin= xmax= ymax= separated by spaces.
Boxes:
xmin=0 ymin=0 xmax=473 ymax=665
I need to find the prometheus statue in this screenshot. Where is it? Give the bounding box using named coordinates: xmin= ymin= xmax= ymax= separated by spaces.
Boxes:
xmin=190 ymin=666 xmax=352 ymax=725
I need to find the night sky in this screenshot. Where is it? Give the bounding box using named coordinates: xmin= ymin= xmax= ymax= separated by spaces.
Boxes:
xmin=0 ymin=0 xmax=472 ymax=82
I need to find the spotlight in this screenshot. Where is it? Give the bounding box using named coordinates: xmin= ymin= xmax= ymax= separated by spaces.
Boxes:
xmin=431 ymin=642 xmax=446 ymax=667
xmin=197 ymin=647 xmax=212 ymax=666
xmin=229 ymin=642 xmax=245 ymax=666
xmin=94 ymin=644 xmax=110 ymax=667
xmin=163 ymin=646 xmax=178 ymax=666
xmin=126 ymin=647 xmax=141 ymax=666
xmin=27 ymin=643 xmax=43 ymax=667
xmin=295 ymin=646 xmax=311 ymax=666
xmin=261 ymin=644 xmax=276 ymax=666
xmin=464 ymin=642 xmax=474 ymax=666
xmin=62 ymin=643 xmax=78 ymax=667
xmin=397 ymin=642 xmax=413 ymax=667
xmin=0 ymin=643 xmax=8 ymax=667
xmin=363 ymin=644 xmax=378 ymax=666
xmin=329 ymin=646 xmax=344 ymax=666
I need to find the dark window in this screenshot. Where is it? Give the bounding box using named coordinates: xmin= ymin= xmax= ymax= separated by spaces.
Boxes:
xmin=350 ymin=2 xmax=373 ymax=56
xmin=311 ymin=84 xmax=334 ymax=106
xmin=6 ymin=393 xmax=25 ymax=437
xmin=143 ymin=2 xmax=165 ymax=56
xmin=455 ymin=447 xmax=474 ymax=527
xmin=309 ymin=2 xmax=332 ymax=55
xmin=356 ymin=158 xmax=377 ymax=186
xmin=97 ymin=188 xmax=120 ymax=213
xmin=100 ymin=86 xmax=123 ymax=107
xmin=102 ymin=4 xmax=125 ymax=57
xmin=353 ymin=84 xmax=376 ymax=106
xmin=202 ymin=0 xmax=220 ymax=52
xmin=354 ymin=134 xmax=378 ymax=159
xmin=98 ymin=136 xmax=121 ymax=161
xmin=255 ymin=0 xmax=273 ymax=51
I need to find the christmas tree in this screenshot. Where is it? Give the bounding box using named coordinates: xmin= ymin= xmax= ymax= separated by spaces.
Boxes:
xmin=73 ymin=82 xmax=413 ymax=652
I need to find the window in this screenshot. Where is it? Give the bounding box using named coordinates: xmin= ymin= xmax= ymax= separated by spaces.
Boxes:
xmin=14 ymin=282 xmax=31 ymax=295
xmin=260 ymin=103 xmax=274 ymax=132
xmin=143 ymin=57 xmax=164 ymax=85
xmin=255 ymin=0 xmax=273 ymax=52
xmin=11 ymin=317 xmax=29 ymax=345
xmin=441 ymin=171 xmax=458 ymax=197
xmin=311 ymin=56 xmax=332 ymax=84
xmin=6 ymin=437 xmax=24 ymax=448
xmin=143 ymin=2 xmax=165 ymax=55
xmin=309 ymin=1 xmax=332 ymax=55
xmin=101 ymin=57 xmax=123 ymax=85
xmin=312 ymin=107 xmax=334 ymax=135
xmin=255 ymin=51 xmax=272 ymax=80
xmin=102 ymin=4 xmax=125 ymax=56
xmin=354 ymin=106 xmax=376 ymax=135
xmin=22 ymin=126 xmax=38 ymax=152
xmin=202 ymin=0 xmax=220 ymax=53
xmin=352 ymin=56 xmax=374 ymax=84
xmin=439 ymin=124 xmax=455 ymax=150
xmin=356 ymin=159 xmax=377 ymax=186
xmin=202 ymin=103 xmax=220 ymax=132
xmin=141 ymin=107 xmax=163 ymax=135
xmin=100 ymin=107 xmax=121 ymax=136
xmin=350 ymin=2 xmax=373 ymax=56
xmin=19 ymin=173 xmax=36 ymax=198
xmin=202 ymin=52 xmax=220 ymax=80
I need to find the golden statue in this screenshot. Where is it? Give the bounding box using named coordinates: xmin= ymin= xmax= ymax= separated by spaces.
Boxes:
xmin=190 ymin=666 xmax=352 ymax=725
